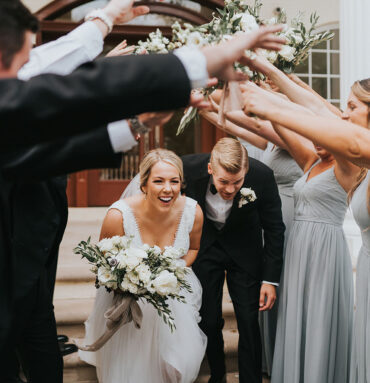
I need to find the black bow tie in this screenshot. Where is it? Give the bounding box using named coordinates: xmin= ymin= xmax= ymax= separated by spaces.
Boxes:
xmin=210 ymin=184 xmax=218 ymax=195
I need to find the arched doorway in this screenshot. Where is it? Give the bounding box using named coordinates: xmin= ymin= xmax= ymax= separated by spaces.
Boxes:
xmin=35 ymin=0 xmax=226 ymax=206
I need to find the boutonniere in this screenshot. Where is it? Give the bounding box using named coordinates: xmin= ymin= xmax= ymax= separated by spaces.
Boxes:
xmin=238 ymin=187 xmax=257 ymax=208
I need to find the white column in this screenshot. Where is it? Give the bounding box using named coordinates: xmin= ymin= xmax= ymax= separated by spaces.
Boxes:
xmin=340 ymin=0 xmax=370 ymax=109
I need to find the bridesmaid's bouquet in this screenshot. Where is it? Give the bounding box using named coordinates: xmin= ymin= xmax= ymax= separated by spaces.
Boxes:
xmin=74 ymin=236 xmax=191 ymax=349
xmin=132 ymin=0 xmax=334 ymax=134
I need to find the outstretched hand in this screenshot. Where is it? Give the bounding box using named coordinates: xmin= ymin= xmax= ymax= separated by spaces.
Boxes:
xmin=104 ymin=0 xmax=149 ymax=25
xmin=259 ymin=283 xmax=276 ymax=311
xmin=106 ymin=40 xmax=135 ymax=57
xmin=240 ymin=81 xmax=283 ymax=119
xmin=201 ymin=25 xmax=286 ymax=81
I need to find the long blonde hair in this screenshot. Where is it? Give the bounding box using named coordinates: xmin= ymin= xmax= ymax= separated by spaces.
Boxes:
xmin=348 ymin=78 xmax=370 ymax=213
xmin=139 ymin=148 xmax=184 ymax=192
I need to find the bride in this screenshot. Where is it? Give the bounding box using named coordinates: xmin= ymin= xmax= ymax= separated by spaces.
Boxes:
xmin=79 ymin=148 xmax=207 ymax=383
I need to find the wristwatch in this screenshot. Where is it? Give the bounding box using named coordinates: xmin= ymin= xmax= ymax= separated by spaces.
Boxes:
xmin=128 ymin=116 xmax=151 ymax=141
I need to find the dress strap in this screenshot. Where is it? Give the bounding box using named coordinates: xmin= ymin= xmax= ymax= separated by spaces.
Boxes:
xmin=183 ymin=197 xmax=198 ymax=233
xmin=108 ymin=200 xmax=137 ymax=238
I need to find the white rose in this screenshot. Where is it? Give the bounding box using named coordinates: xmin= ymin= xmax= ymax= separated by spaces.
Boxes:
xmin=126 ymin=247 xmax=148 ymax=259
xmin=186 ymin=31 xmax=207 ymax=47
xmin=120 ymin=276 xmax=139 ymax=294
xmin=127 ymin=270 xmax=140 ymax=284
xmin=238 ymin=14 xmax=259 ymax=33
xmin=293 ymin=34 xmax=303 ymax=44
xmin=111 ymin=235 xmax=122 ymax=247
xmin=97 ymin=238 xmax=114 ymax=253
xmin=135 ymin=264 xmax=152 ymax=284
xmin=163 ymin=246 xmax=182 ymax=259
xmin=279 ymin=45 xmax=296 ymax=62
xmin=152 ymin=245 xmax=162 ymax=256
xmin=125 ymin=255 xmax=141 ymax=270
xmin=151 ymin=270 xmax=179 ymax=296
xmin=114 ymin=250 xmax=126 ymax=269
xmin=98 ymin=267 xmax=117 ymax=289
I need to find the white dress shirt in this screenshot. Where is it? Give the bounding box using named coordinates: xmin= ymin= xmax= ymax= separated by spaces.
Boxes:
xmin=17 ymin=21 xmax=209 ymax=154
xmin=205 ymin=177 xmax=278 ymax=287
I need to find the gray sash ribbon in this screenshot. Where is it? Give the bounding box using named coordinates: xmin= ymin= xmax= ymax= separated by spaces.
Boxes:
xmin=77 ymin=292 xmax=143 ymax=352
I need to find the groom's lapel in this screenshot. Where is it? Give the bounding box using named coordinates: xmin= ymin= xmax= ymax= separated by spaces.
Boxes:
xmin=194 ymin=175 xmax=209 ymax=211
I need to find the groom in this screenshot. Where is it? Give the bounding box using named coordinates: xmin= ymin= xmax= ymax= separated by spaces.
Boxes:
xmin=182 ymin=138 xmax=285 ymax=383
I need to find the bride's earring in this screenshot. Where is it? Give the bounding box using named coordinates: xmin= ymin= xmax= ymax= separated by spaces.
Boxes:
xmin=144 ymin=192 xmax=147 ymax=200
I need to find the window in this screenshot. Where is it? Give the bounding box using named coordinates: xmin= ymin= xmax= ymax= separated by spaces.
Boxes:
xmin=295 ymin=26 xmax=340 ymax=108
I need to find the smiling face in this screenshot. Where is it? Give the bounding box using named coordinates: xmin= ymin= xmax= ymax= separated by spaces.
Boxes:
xmin=342 ymin=91 xmax=369 ymax=128
xmin=208 ymin=162 xmax=245 ymax=200
xmin=142 ymin=161 xmax=182 ymax=210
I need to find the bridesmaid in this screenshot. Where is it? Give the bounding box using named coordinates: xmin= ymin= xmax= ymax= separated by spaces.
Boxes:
xmin=241 ymin=76 xmax=370 ymax=382
xmin=201 ymin=102 xmax=303 ymax=376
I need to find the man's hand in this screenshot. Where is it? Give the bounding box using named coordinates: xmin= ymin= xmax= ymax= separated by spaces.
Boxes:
xmin=201 ymin=25 xmax=285 ymax=81
xmin=104 ymin=0 xmax=149 ymax=25
xmin=259 ymin=283 xmax=276 ymax=311
xmin=138 ymin=111 xmax=174 ymax=129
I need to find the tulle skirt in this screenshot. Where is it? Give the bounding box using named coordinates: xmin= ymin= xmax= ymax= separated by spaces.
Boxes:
xmin=79 ymin=269 xmax=207 ymax=383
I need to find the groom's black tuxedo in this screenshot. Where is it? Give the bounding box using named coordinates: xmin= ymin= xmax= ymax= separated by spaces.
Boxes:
xmin=182 ymin=153 xmax=285 ymax=383
xmin=0 ymin=128 xmax=122 ymax=380
xmin=0 ymin=52 xmax=191 ymax=351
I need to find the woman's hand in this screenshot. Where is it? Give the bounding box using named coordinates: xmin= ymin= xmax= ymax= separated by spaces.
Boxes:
xmin=201 ymin=25 xmax=286 ymax=81
xmin=104 ymin=0 xmax=149 ymax=25
xmin=106 ymin=40 xmax=135 ymax=57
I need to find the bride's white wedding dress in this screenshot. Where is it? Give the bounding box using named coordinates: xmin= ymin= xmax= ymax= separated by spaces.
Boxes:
xmin=79 ymin=197 xmax=207 ymax=383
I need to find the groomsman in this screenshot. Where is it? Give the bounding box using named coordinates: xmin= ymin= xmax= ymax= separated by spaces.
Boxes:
xmin=183 ymin=138 xmax=285 ymax=383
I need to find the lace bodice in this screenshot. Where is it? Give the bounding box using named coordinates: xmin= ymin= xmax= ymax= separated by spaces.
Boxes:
xmin=109 ymin=196 xmax=198 ymax=257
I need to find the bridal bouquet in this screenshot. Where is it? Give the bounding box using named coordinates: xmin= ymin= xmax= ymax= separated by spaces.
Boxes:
xmin=74 ymin=235 xmax=191 ymax=347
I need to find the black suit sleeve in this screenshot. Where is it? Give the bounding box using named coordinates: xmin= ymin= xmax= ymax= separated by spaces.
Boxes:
xmin=0 ymin=54 xmax=190 ymax=151
xmin=1 ymin=127 xmax=121 ymax=182
xmin=258 ymin=170 xmax=285 ymax=283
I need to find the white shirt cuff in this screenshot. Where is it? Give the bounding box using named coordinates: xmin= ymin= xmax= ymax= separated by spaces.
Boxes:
xmin=107 ymin=120 xmax=138 ymax=153
xmin=173 ymin=46 xmax=209 ymax=89
xmin=262 ymin=281 xmax=279 ymax=287
xmin=18 ymin=21 xmax=104 ymax=80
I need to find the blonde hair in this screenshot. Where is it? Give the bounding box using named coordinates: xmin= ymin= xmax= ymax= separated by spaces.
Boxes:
xmin=139 ymin=148 xmax=184 ymax=192
xmin=348 ymin=78 xmax=370 ymax=213
xmin=351 ymin=78 xmax=370 ymax=129
xmin=210 ymin=137 xmax=249 ymax=174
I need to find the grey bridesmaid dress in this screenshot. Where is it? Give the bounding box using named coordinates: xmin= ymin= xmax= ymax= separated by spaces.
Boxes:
xmin=350 ymin=172 xmax=370 ymax=383
xmin=237 ymin=137 xmax=265 ymax=161
xmin=260 ymin=143 xmax=303 ymax=375
xmin=271 ymin=162 xmax=354 ymax=383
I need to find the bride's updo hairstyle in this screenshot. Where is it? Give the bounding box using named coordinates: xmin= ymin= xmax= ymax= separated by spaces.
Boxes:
xmin=348 ymin=78 xmax=370 ymax=214
xmin=139 ymin=148 xmax=184 ymax=192
xmin=210 ymin=137 xmax=249 ymax=174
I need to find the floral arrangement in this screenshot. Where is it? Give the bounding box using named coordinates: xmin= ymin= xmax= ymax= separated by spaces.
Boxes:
xmin=74 ymin=235 xmax=191 ymax=331
xmin=132 ymin=0 xmax=334 ymax=134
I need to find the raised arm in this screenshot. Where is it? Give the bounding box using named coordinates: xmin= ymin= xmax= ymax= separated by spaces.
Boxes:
xmin=200 ymin=110 xmax=268 ymax=150
xmin=242 ymin=83 xmax=370 ymax=169
xmin=18 ymin=0 xmax=149 ymax=80
xmin=243 ymin=54 xmax=336 ymax=118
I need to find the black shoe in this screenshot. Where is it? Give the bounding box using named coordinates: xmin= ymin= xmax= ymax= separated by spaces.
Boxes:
xmin=59 ymin=342 xmax=78 ymax=356
xmin=208 ymin=375 xmax=226 ymax=383
xmin=57 ymin=334 xmax=69 ymax=343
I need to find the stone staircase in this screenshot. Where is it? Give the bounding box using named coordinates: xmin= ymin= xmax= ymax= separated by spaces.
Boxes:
xmin=56 ymin=208 xmax=261 ymax=383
